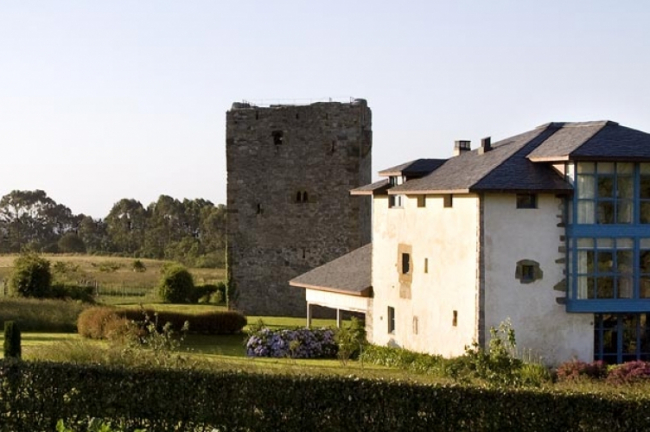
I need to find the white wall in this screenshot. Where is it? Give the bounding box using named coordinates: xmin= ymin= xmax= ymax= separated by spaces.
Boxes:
xmin=370 ymin=194 xmax=479 ymax=357
xmin=483 ymin=193 xmax=593 ymax=365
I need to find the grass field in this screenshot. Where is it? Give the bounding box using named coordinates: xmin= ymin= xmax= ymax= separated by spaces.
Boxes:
xmin=0 ymin=254 xmax=225 ymax=300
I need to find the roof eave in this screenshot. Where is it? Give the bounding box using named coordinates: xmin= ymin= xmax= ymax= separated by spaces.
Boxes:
xmin=387 ymin=188 xmax=471 ymax=195
xmin=289 ymin=281 xmax=371 ymax=297
xmin=527 ymin=155 xmax=570 ymax=163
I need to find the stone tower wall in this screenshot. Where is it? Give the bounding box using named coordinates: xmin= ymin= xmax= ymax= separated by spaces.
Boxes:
xmin=226 ymin=100 xmax=372 ymax=316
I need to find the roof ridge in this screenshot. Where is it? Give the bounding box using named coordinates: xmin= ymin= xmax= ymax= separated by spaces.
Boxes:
xmin=536 ymin=120 xmax=617 ymax=129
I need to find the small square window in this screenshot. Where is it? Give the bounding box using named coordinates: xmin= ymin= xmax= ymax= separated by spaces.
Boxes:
xmin=521 ymin=265 xmax=535 ymax=282
xmin=417 ymin=195 xmax=426 ymax=208
xmin=389 ymin=195 xmax=403 ymax=208
xmin=388 ymin=306 xmax=396 ymax=334
xmin=401 ymin=253 xmax=411 ymax=274
xmin=443 ymin=194 xmax=453 ymax=208
xmin=516 ymin=193 xmax=537 ymax=209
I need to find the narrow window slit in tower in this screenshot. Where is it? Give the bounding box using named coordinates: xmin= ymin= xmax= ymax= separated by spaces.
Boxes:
xmin=272 ymin=130 xmax=284 ymax=145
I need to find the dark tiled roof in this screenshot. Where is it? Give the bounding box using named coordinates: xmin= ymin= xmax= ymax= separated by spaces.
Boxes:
xmin=392 ymin=125 xmax=571 ymax=193
xmin=528 ymin=121 xmax=650 ymax=161
xmin=526 ymin=121 xmax=610 ymax=161
xmin=570 ymin=123 xmax=650 ymax=160
xmin=378 ymin=159 xmax=447 ymax=178
xmin=289 ymin=244 xmax=371 ymax=296
xmin=350 ymin=179 xmax=390 ymax=195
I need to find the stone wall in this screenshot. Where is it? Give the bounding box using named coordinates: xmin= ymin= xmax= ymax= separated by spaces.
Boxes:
xmin=226 ymin=100 xmax=372 ymax=316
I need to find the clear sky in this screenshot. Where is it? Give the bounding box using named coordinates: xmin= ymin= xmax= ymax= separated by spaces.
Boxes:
xmin=1 ymin=1 xmax=649 ymax=218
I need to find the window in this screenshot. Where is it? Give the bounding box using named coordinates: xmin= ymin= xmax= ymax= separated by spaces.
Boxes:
xmin=521 ymin=265 xmax=535 ymax=282
xmin=389 ymin=195 xmax=403 ymax=208
xmin=295 ymin=190 xmax=309 ymax=203
xmin=452 ymin=310 xmax=458 ymax=327
xmin=389 ymin=176 xmax=405 ymax=208
xmin=575 ymin=162 xmax=638 ymax=224
xmin=516 ymin=193 xmax=537 ymax=209
xmin=401 ymin=253 xmax=411 ymax=274
xmin=572 ymin=238 xmax=635 ymax=299
xmin=417 ymin=195 xmax=426 ymax=208
xmin=387 ymin=307 xmax=396 ymax=334
xmin=424 ymin=258 xmax=429 ymax=274
xmin=594 ymin=313 xmax=650 ymax=364
xmin=413 ymin=316 xmax=419 ymax=335
xmin=271 ymin=130 xmax=284 ymax=145
xmin=443 ymin=194 xmax=453 ymax=208
xmin=515 ymin=259 xmax=542 ymax=284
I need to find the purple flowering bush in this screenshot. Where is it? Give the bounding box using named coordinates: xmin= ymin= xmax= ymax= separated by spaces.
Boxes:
xmin=606 ymin=361 xmax=650 ymax=384
xmin=246 ymin=327 xmax=337 ymax=359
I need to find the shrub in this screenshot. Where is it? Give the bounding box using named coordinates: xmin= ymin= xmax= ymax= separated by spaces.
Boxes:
xmin=50 ymin=284 xmax=95 ymax=303
xmin=556 ymin=359 xmax=608 ymax=382
xmin=189 ymin=284 xmax=218 ymax=303
xmin=77 ymin=307 xmax=123 ymax=339
xmin=57 ymin=232 xmax=87 ymax=254
xmin=607 ymin=361 xmax=650 ymax=385
xmin=158 ymin=265 xmax=194 ymax=303
xmin=3 ymin=321 xmax=21 ymax=359
xmin=246 ymin=327 xmax=337 ymax=359
xmin=132 ymin=259 xmax=147 ymax=273
xmin=335 ymin=317 xmax=366 ymax=362
xmin=454 ymin=319 xmax=523 ymax=387
xmin=8 ymin=253 xmax=52 ymax=298
xmin=7 ymin=361 xmax=650 ymax=431
xmin=0 ymin=298 xmax=84 ymax=332
xmin=360 ymin=344 xmax=448 ymax=376
xmin=77 ymin=307 xmax=247 ymax=338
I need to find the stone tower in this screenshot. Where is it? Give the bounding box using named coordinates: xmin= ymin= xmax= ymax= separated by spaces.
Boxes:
xmin=226 ymin=99 xmax=372 ymax=316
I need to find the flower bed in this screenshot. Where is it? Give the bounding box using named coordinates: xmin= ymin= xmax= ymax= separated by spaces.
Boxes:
xmin=246 ymin=327 xmax=337 ymax=359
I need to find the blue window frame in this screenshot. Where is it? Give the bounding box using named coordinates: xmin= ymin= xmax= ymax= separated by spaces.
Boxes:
xmin=594 ymin=313 xmax=650 ymax=364
xmin=567 ymin=162 xmax=650 ymax=312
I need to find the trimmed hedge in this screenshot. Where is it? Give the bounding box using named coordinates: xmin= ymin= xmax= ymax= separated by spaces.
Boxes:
xmin=77 ymin=307 xmax=246 ymax=338
xmin=2 ymin=360 xmax=650 ymax=431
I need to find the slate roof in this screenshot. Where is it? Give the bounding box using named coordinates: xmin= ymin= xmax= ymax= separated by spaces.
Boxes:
xmin=289 ymin=244 xmax=372 ymax=296
xmin=391 ymin=123 xmax=572 ymax=194
xmin=526 ymin=121 xmax=609 ymax=161
xmin=350 ymin=179 xmax=390 ymax=196
xmin=529 ymin=121 xmax=650 ymax=161
xmin=378 ymin=159 xmax=447 ymax=178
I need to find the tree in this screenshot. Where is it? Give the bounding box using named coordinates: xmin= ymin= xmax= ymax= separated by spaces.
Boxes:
xmin=77 ymin=215 xmax=111 ymax=253
xmin=0 ymin=190 xmax=75 ymax=252
xmin=105 ymin=199 xmax=148 ymax=255
xmin=158 ymin=264 xmax=194 ymax=303
xmin=8 ymin=253 xmax=52 ymax=298
xmin=57 ymin=232 xmax=86 ymax=253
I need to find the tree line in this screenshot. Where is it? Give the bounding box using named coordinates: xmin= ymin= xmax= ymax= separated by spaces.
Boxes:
xmin=0 ymin=190 xmax=226 ymax=268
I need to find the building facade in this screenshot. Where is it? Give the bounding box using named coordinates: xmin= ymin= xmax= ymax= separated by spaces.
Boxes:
xmin=292 ymin=120 xmax=650 ymax=365
xmin=226 ymin=100 xmax=372 ymax=316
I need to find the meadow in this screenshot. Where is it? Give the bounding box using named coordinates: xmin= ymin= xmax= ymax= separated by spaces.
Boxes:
xmin=0 ymin=254 xmax=225 ymax=301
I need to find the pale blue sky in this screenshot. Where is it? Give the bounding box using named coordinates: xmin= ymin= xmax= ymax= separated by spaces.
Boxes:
xmin=1 ymin=1 xmax=649 ymax=217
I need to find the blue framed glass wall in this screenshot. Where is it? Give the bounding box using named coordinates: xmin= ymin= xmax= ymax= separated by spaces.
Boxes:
xmin=594 ymin=313 xmax=650 ymax=364
xmin=567 ymin=162 xmax=650 ymax=312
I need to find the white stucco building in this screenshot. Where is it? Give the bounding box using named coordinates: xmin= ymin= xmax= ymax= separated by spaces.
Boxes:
xmin=291 ymin=121 xmax=650 ymax=365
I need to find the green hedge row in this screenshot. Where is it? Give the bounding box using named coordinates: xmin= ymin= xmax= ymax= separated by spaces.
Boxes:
xmin=123 ymin=309 xmax=247 ymax=334
xmin=2 ymin=359 xmax=650 ymax=431
xmin=77 ymin=307 xmax=247 ymax=338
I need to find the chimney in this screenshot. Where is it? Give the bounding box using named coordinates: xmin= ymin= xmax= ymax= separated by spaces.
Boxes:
xmin=478 ymin=137 xmax=492 ymax=155
xmin=453 ymin=140 xmax=471 ymax=156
